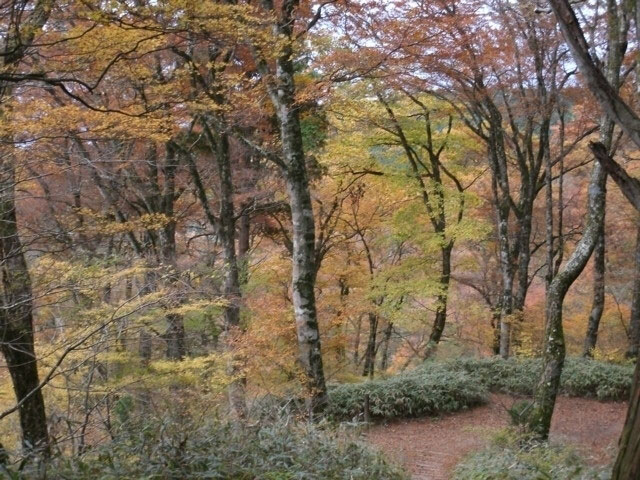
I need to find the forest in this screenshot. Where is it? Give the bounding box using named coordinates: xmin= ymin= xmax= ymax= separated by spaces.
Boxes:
xmin=2 ymin=0 xmax=640 ymax=478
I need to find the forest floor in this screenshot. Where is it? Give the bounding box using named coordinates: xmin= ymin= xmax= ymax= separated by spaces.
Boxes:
xmin=366 ymin=393 xmax=627 ymax=480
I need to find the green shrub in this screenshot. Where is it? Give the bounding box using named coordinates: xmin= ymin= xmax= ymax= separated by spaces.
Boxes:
xmin=326 ymin=363 xmax=487 ymax=421
xmin=326 ymin=356 xmax=630 ymax=423
xmin=448 ymin=356 xmax=541 ymax=395
xmin=12 ymin=419 xmax=407 ymax=480
xmin=561 ymin=358 xmax=632 ymax=400
xmin=448 ymin=356 xmax=633 ymax=400
xmin=453 ymin=430 xmax=610 ymax=480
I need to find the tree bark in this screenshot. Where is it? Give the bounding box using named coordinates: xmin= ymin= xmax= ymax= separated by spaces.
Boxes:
xmin=547 ymin=0 xmax=640 ymax=471
xmin=611 ymin=353 xmax=640 ymax=480
xmin=0 ymin=159 xmax=50 ymax=454
xmin=379 ymin=322 xmax=393 ymax=371
xmin=492 ymin=305 xmax=501 ymax=355
xmin=514 ymin=206 xmax=534 ymax=312
xmin=284 ymin=159 xmax=328 ymax=412
xmin=164 ymin=314 xmax=186 ymax=360
xmin=425 ymin=244 xmax=453 ymax=356
xmin=0 ymin=0 xmax=53 ymax=455
xmin=584 ymin=116 xmax=616 ymax=357
xmin=584 ymin=229 xmax=606 ymax=356
xmin=527 ymin=159 xmax=606 ymax=439
xmin=215 ymin=134 xmax=246 ymax=419
xmin=486 ymin=107 xmax=515 ymax=359
xmin=238 ymin=199 xmax=251 ymax=286
xmin=200 ymin=124 xmax=247 ymax=419
xmin=362 ymin=313 xmax=378 ymax=378
xmin=257 ymin=0 xmax=328 ymax=413
xmin=628 ymin=220 xmax=640 ymax=358
xmin=353 ymin=314 xmax=362 ymax=365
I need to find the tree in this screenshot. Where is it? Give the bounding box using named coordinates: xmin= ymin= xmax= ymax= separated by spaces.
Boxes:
xmin=369 ymin=0 xmax=595 ymax=358
xmin=0 ymin=0 xmax=54 ymax=454
xmin=528 ymin=0 xmax=628 ymax=441
xmin=248 ymin=0 xmax=338 ymax=413
xmin=628 ymin=220 xmax=640 ymax=358
xmin=543 ymin=0 xmax=640 ymax=474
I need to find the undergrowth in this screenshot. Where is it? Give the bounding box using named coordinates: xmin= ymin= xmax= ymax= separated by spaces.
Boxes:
xmin=326 ymin=363 xmax=487 ymax=421
xmin=7 ymin=417 xmax=408 ymax=479
xmin=453 ymin=429 xmax=610 ymax=480
xmin=326 ymin=356 xmax=632 ymax=423
xmin=447 ymin=356 xmax=633 ymax=400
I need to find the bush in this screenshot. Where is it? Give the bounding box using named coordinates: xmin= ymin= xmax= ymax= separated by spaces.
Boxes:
xmin=325 ymin=356 xmax=630 ymax=423
xmin=13 ymin=418 xmax=408 ymax=480
xmin=448 ymin=357 xmax=633 ymax=400
xmin=453 ymin=430 xmax=610 ymax=480
xmin=326 ymin=363 xmax=487 ymax=421
xmin=561 ymin=358 xmax=632 ymax=400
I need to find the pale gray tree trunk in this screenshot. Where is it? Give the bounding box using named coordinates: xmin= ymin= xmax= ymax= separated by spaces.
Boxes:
xmin=255 ymin=0 xmax=328 ymax=413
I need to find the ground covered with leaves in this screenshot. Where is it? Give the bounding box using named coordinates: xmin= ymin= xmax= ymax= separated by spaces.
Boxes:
xmin=368 ymin=393 xmax=626 ymax=480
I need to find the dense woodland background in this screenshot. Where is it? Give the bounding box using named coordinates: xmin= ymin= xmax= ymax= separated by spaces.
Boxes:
xmin=2 ymin=0 xmax=640 ymax=478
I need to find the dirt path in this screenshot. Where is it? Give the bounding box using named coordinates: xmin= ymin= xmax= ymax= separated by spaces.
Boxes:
xmin=366 ymin=394 xmax=627 ymax=480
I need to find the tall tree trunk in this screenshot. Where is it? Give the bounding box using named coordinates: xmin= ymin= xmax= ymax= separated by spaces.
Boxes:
xmin=362 ymin=313 xmax=378 ymax=378
xmin=379 ymin=322 xmax=393 ymax=371
xmin=584 ymin=228 xmax=606 ymax=356
xmin=514 ymin=207 xmax=533 ymax=312
xmin=584 ymin=111 xmax=615 ymax=357
xmin=527 ymin=160 xmax=607 ymax=439
xmin=213 ymin=132 xmax=242 ymax=331
xmin=628 ymin=220 xmax=640 ymax=358
xmin=251 ymin=1 xmax=328 ymax=413
xmin=611 ymin=353 xmax=640 ymax=480
xmin=238 ymin=199 xmax=251 ymax=286
xmin=0 ymin=161 xmax=49 ymax=454
xmin=488 ymin=139 xmax=515 ymax=359
xmin=260 ymin=9 xmax=327 ymax=413
xmin=204 ymin=125 xmax=247 ymax=419
xmin=284 ymin=162 xmax=328 ymax=412
xmin=545 ymin=135 xmax=555 ymax=291
xmin=159 ymin=146 xmax=186 ymax=362
xmin=547 ymin=0 xmax=639 ymax=472
xmin=426 ymin=244 xmax=453 ymax=356
xmin=482 ymin=97 xmax=516 ymax=359
xmin=217 ymin=136 xmax=246 ymax=419
xmin=0 ymin=0 xmax=53 ymax=454
xmin=353 ymin=314 xmax=362 ymax=365
xmin=165 ymin=314 xmax=186 ymax=360
xmin=492 ymin=305 xmax=501 ymax=355
xmin=497 ymin=213 xmax=514 ymax=359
